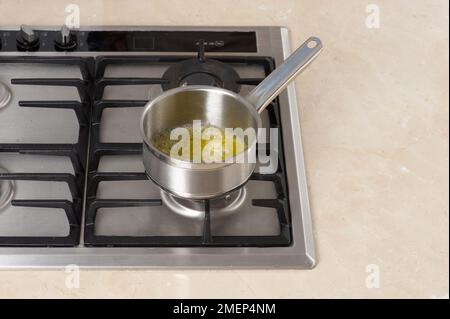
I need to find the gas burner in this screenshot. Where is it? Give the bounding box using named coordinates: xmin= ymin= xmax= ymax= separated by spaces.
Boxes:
xmin=161 ymin=187 xmax=247 ymax=220
xmin=162 ymin=40 xmax=241 ymax=92
xmin=0 ymin=82 xmax=12 ymax=110
xmin=0 ymin=166 xmax=15 ymax=211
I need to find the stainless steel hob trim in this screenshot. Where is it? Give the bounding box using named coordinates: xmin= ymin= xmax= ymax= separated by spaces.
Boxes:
xmin=0 ymin=26 xmax=316 ymax=268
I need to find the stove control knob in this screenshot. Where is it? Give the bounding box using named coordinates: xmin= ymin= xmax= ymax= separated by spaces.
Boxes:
xmin=55 ymin=25 xmax=77 ymax=51
xmin=16 ymin=25 xmax=40 ymax=51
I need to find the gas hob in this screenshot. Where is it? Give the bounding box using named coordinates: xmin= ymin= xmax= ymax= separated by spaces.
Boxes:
xmin=0 ymin=26 xmax=315 ymax=268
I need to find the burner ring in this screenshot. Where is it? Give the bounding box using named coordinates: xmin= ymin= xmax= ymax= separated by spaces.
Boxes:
xmin=0 ymin=166 xmax=15 ymax=212
xmin=179 ymin=71 xmax=223 ymax=87
xmin=0 ymin=82 xmax=12 ymax=110
xmin=162 ymin=58 xmax=241 ymax=93
xmin=161 ymin=187 xmax=247 ymax=220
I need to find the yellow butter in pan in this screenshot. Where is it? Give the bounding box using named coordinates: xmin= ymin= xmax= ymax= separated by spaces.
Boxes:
xmin=152 ymin=124 xmax=247 ymax=162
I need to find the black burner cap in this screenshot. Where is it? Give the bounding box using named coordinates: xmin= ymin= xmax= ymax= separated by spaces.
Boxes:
xmin=162 ymin=40 xmax=241 ymax=92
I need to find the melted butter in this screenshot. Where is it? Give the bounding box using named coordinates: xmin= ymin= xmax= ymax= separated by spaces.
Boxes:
xmin=152 ymin=124 xmax=247 ymax=162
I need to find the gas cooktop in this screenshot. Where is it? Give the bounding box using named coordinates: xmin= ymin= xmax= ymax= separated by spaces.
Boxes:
xmin=0 ymin=26 xmax=315 ymax=268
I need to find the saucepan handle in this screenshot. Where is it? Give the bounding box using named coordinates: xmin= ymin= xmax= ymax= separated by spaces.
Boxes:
xmin=245 ymin=37 xmax=323 ymax=113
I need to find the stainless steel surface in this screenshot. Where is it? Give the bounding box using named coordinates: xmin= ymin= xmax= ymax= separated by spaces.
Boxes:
xmin=247 ymin=37 xmax=323 ymax=113
xmin=0 ymin=166 xmax=14 ymax=211
xmin=140 ymin=37 xmax=322 ymax=200
xmin=0 ymin=64 xmax=81 ymax=143
xmin=141 ymin=86 xmax=259 ymax=199
xmin=161 ymin=187 xmax=246 ymax=220
xmin=0 ymin=82 xmax=12 ymax=109
xmin=59 ymin=25 xmax=71 ymax=45
xmin=19 ymin=25 xmax=38 ymax=43
xmin=0 ymin=62 xmax=78 ymax=237
xmin=0 ymin=26 xmax=316 ymax=268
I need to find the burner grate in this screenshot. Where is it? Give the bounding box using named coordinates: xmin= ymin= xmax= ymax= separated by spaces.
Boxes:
xmin=88 ymin=99 xmax=145 ymax=170
xmin=0 ymin=56 xmax=93 ymax=247
xmin=83 ymin=55 xmax=292 ymax=247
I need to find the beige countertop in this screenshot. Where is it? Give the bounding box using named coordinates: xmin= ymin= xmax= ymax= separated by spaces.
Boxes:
xmin=0 ymin=0 xmax=448 ymax=298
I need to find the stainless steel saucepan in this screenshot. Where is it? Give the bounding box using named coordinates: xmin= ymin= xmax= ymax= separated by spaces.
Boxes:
xmin=140 ymin=37 xmax=323 ymax=199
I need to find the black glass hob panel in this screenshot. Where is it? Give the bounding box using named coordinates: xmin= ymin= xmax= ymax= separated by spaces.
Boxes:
xmin=0 ymin=30 xmax=257 ymax=52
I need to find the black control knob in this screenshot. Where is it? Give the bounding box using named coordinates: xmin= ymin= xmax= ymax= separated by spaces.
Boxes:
xmin=55 ymin=25 xmax=77 ymax=51
xmin=16 ymin=25 xmax=40 ymax=51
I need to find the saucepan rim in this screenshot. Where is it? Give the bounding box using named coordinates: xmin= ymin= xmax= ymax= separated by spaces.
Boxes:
xmin=140 ymin=85 xmax=263 ymax=170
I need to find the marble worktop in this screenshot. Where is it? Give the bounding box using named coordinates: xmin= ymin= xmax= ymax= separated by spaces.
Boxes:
xmin=0 ymin=0 xmax=448 ymax=298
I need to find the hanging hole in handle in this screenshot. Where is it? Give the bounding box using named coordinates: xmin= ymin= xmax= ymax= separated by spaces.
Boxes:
xmin=307 ymin=40 xmax=318 ymax=49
